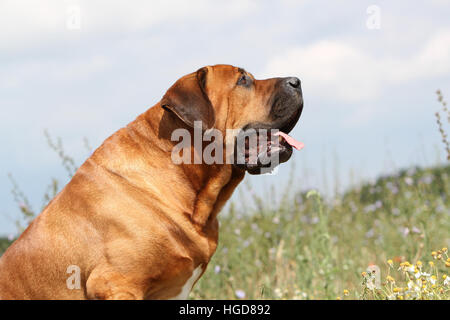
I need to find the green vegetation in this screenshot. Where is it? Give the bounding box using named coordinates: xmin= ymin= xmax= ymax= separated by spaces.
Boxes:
xmin=0 ymin=238 xmax=13 ymax=256
xmin=192 ymin=165 xmax=450 ymax=299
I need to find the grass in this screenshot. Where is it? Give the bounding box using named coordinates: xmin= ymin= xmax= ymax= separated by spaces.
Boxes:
xmin=191 ymin=165 xmax=450 ymax=300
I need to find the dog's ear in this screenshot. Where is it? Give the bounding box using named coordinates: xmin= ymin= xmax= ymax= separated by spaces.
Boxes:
xmin=161 ymin=67 xmax=215 ymax=130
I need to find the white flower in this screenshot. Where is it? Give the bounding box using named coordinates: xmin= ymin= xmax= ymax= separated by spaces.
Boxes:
xmin=401 ymin=227 xmax=410 ymax=237
xmin=404 ymin=177 xmax=414 ymax=185
xmin=274 ymin=288 xmax=282 ymax=298
xmin=407 ymin=280 xmax=414 ymax=290
xmin=235 ymin=290 xmax=246 ymax=299
xmin=214 ymin=265 xmax=221 ymax=274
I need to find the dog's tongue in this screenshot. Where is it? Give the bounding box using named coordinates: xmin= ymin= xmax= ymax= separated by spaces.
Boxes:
xmin=274 ymin=131 xmax=305 ymax=151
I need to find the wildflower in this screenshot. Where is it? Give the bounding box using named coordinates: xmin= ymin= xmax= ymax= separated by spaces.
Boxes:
xmin=364 ymin=204 xmax=376 ymax=213
xmin=387 ymin=259 xmax=393 ymax=267
xmin=214 ymin=265 xmax=221 ymax=274
xmin=235 ymin=290 xmax=246 ymax=299
xmin=420 ymin=174 xmax=433 ymax=185
xmin=365 ymin=229 xmax=375 ymax=238
xmin=416 ymin=261 xmax=422 ymax=268
xmin=274 ymin=288 xmax=282 ymax=298
xmin=336 ymin=296 xmax=342 ymax=300
xmin=414 ymin=270 xmax=421 ymax=279
xmin=401 ymin=227 xmax=410 ymax=237
xmin=431 ymin=251 xmax=437 ymax=257
xmin=443 ymin=247 xmax=448 ymax=253
xmin=386 ymin=275 xmax=395 ymax=283
xmin=429 ymin=261 xmax=434 ymax=267
xmin=429 ymin=275 xmax=437 ymax=285
xmin=411 ymin=226 xmax=421 ymax=234
xmin=361 ymin=271 xmax=367 ymax=277
xmin=393 ymin=287 xmax=401 ymax=293
xmin=446 ymin=262 xmax=450 ymax=268
xmin=443 ymin=276 xmax=450 ymax=286
xmin=343 ymin=289 xmax=349 ymax=296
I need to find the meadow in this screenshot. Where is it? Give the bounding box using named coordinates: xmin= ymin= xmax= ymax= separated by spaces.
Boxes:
xmin=191 ymin=164 xmax=450 ymax=300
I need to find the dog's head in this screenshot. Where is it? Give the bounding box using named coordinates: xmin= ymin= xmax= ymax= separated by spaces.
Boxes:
xmin=161 ymin=64 xmax=303 ymax=174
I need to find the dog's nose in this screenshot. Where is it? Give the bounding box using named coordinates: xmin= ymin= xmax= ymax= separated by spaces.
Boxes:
xmin=286 ymin=77 xmax=301 ymax=89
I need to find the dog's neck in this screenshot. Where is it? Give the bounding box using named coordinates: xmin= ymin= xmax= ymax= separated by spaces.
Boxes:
xmin=134 ymin=103 xmax=245 ymax=230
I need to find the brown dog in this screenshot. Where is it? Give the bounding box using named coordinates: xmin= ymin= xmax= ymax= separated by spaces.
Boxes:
xmin=0 ymin=64 xmax=303 ymax=299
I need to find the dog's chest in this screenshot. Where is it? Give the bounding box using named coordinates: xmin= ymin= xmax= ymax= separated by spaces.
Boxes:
xmin=168 ymin=265 xmax=203 ymax=300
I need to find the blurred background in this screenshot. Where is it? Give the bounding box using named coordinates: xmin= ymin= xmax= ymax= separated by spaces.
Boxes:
xmin=0 ymin=0 xmax=450 ymax=300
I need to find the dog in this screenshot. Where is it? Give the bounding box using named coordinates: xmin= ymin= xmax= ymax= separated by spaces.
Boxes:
xmin=0 ymin=64 xmax=303 ymax=299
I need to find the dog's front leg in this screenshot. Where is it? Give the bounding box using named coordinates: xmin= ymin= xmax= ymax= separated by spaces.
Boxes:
xmin=86 ymin=266 xmax=144 ymax=300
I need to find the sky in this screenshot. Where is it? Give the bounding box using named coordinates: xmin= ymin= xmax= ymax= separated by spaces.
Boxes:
xmin=1 ymin=0 xmax=450 ymax=236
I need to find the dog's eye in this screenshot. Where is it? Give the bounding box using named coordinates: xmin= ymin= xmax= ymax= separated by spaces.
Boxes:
xmin=237 ymin=74 xmax=250 ymax=86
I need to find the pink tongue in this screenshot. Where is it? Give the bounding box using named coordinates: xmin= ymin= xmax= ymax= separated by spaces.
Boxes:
xmin=274 ymin=131 xmax=305 ymax=151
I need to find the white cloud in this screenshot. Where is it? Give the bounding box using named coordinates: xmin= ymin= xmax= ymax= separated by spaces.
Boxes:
xmin=0 ymin=0 xmax=256 ymax=52
xmin=263 ymin=29 xmax=450 ymax=102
